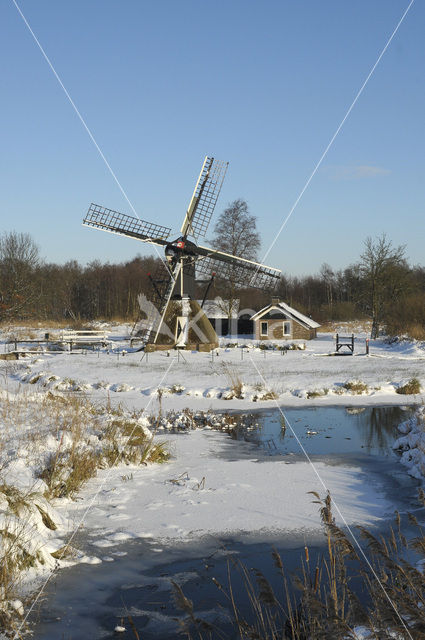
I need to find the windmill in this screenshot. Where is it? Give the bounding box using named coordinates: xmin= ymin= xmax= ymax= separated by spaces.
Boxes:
xmin=83 ymin=156 xmax=281 ymax=351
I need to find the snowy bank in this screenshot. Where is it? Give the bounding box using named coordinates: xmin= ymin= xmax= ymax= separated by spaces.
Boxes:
xmin=393 ymin=406 xmax=425 ymax=480
xmin=5 ymin=326 xmax=425 ymax=413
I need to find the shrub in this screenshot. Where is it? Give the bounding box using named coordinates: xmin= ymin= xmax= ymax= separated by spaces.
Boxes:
xmin=343 ymin=380 xmax=368 ymax=394
xmin=396 ymin=377 xmax=421 ymax=395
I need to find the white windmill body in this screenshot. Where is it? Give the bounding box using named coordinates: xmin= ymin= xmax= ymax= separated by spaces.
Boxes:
xmin=83 ymin=157 xmax=281 ymax=351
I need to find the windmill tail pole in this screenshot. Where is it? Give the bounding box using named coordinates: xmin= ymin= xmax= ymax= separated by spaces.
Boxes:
xmin=201 ymin=273 xmax=215 ymax=309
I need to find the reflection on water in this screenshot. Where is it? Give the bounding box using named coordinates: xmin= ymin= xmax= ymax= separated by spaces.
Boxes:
xmin=231 ymin=405 xmax=414 ymax=458
xmin=361 ymin=406 xmax=409 ymax=453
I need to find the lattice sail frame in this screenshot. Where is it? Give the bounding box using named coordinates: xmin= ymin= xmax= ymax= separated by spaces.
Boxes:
xmin=181 ymin=157 xmax=228 ymax=240
xmin=195 ymin=248 xmax=281 ymax=291
xmin=83 ymin=203 xmax=171 ymax=245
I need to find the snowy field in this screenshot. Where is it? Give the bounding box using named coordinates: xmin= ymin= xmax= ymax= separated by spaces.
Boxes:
xmin=1 ymin=323 xmax=425 ymax=634
xmin=4 ymin=322 xmax=425 ymax=411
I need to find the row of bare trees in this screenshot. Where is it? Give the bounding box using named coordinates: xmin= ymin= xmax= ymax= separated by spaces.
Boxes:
xmin=209 ymin=202 xmax=424 ymax=339
xmin=1 ymin=217 xmax=424 ymax=338
xmin=275 ymin=236 xmax=425 ymax=339
xmin=0 ymin=231 xmax=160 ymax=323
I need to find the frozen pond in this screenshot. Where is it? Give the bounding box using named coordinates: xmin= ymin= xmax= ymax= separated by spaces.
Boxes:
xmin=31 ymin=405 xmax=422 ymax=639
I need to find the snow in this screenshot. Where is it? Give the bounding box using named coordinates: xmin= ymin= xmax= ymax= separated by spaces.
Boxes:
xmin=1 ymin=322 xmax=425 ymax=629
xmin=6 ymin=324 xmax=425 ymax=413
xmin=252 ymin=300 xmax=321 ymax=329
xmin=393 ymin=406 xmax=425 ymax=479
xmin=64 ymin=428 xmax=394 ymax=549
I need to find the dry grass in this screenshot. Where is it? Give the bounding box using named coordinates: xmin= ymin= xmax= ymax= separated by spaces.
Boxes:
xmin=396 ymin=377 xmax=421 ymax=395
xmin=1 ymin=327 xmax=38 ymax=342
xmin=319 ymin=319 xmax=372 ymax=334
xmin=102 ymin=417 xmax=169 ymax=468
xmin=257 ymin=390 xmax=279 ymax=401
xmin=0 ymin=390 xmax=170 ymax=632
xmin=221 ymin=363 xmax=244 ymax=399
xmin=405 ymin=324 xmax=425 ymax=341
xmin=36 ymin=399 xmax=170 ymax=499
xmin=307 ymin=388 xmax=329 ymax=399
xmin=343 ymin=380 xmax=369 ymax=395
xmin=0 ymin=483 xmax=57 ymax=633
xmin=0 ymin=522 xmax=25 ymax=632
xmin=40 ymin=448 xmax=101 ymax=499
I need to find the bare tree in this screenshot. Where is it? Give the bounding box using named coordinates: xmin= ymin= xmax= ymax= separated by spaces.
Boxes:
xmin=210 ymin=199 xmax=261 ymax=322
xmin=356 ymin=234 xmax=410 ymax=338
xmin=211 ymin=199 xmax=260 ymax=260
xmin=0 ymin=231 xmax=40 ymax=320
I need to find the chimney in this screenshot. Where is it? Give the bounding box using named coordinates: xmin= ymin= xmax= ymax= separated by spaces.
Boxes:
xmin=271 ymin=296 xmax=280 ymax=306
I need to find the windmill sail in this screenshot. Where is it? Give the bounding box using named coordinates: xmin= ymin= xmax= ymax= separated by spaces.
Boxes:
xmin=83 ymin=203 xmax=171 ymax=245
xmin=180 ymin=157 xmax=228 ymax=240
xmin=195 ymin=245 xmax=281 ymax=291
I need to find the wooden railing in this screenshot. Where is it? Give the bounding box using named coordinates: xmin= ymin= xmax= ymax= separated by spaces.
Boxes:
xmin=335 ymin=333 xmax=355 ymax=354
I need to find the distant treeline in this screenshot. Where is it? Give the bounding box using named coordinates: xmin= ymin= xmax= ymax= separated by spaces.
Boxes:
xmin=1 ymin=231 xmax=425 ymax=338
xmin=276 ymin=265 xmax=425 ymax=339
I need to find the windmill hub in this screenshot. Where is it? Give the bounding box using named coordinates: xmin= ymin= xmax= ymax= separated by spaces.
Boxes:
xmin=165 ymin=236 xmax=197 ymax=266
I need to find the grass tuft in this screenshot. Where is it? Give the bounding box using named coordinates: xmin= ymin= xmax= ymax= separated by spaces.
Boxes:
xmin=307 ymin=388 xmax=329 ymax=399
xmin=343 ymin=380 xmax=369 ymax=394
xmin=221 ymin=363 xmax=244 ymax=399
xmin=396 ymin=377 xmax=421 ymax=395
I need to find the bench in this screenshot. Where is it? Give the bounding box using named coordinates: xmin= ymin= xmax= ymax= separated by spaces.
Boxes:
xmin=60 ymin=330 xmax=111 ymax=350
xmin=335 ymin=333 xmax=355 ymax=354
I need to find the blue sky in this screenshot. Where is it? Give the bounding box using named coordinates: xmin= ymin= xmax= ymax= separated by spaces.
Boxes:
xmin=0 ymin=0 xmax=423 ymax=277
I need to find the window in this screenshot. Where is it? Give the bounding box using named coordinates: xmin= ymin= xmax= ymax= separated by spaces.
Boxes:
xmin=260 ymin=321 xmax=268 ymax=336
xmin=283 ymin=321 xmax=291 ymax=336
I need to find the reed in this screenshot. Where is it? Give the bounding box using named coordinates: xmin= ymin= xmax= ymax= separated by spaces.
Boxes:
xmin=174 ymin=490 xmax=425 ymax=639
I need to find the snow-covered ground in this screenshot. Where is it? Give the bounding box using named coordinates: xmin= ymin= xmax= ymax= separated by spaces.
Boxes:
xmin=5 ymin=323 xmax=425 ymax=411
xmin=1 ymin=323 xmax=424 ymax=634
xmin=66 ymin=428 xmax=394 ymax=546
